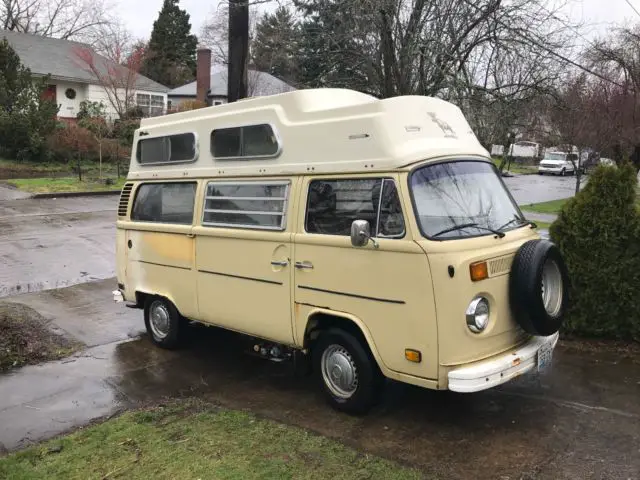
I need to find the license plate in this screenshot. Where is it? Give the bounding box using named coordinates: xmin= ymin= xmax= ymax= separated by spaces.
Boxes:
xmin=537 ymin=342 xmax=553 ymax=372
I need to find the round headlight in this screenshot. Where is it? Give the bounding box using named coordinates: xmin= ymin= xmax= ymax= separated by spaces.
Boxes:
xmin=466 ymin=297 xmax=490 ymax=333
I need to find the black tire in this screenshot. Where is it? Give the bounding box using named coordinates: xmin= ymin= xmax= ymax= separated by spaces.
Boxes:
xmin=509 ymin=240 xmax=570 ymax=336
xmin=312 ymin=328 xmax=383 ymax=415
xmin=144 ymin=296 xmax=185 ymax=349
xmin=560 ymin=168 xmax=566 ymax=176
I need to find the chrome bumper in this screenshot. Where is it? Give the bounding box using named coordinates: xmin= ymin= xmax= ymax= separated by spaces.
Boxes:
xmin=447 ymin=332 xmax=559 ymax=393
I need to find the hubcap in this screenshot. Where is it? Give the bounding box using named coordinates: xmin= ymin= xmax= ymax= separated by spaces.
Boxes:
xmin=149 ymin=301 xmax=170 ymax=339
xmin=541 ymin=258 xmax=563 ymax=317
xmin=321 ymin=345 xmax=358 ymax=399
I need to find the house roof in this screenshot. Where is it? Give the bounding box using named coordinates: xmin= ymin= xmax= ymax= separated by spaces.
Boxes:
xmin=1 ymin=29 xmax=169 ymax=93
xmin=168 ymin=65 xmax=295 ymax=98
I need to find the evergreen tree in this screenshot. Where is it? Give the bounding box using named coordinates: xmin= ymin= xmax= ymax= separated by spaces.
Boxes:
xmin=0 ymin=39 xmax=58 ymax=161
xmin=252 ymin=7 xmax=301 ymax=85
xmin=295 ymin=1 xmax=371 ymax=93
xmin=140 ymin=0 xmax=198 ymax=89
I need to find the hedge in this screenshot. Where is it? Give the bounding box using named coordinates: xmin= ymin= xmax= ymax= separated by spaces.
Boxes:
xmin=550 ymin=162 xmax=640 ymax=340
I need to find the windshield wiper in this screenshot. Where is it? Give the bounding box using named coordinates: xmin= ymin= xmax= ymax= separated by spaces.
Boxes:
xmin=432 ymin=222 xmax=505 ymax=238
xmin=497 ymin=218 xmax=538 ymax=231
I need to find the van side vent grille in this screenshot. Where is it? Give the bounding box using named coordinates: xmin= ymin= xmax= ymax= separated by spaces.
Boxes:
xmin=488 ymin=255 xmax=513 ymax=277
xmin=118 ymin=183 xmax=134 ymax=217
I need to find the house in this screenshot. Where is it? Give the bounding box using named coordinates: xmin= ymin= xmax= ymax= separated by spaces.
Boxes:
xmin=1 ymin=30 xmax=169 ymax=120
xmin=167 ymin=48 xmax=295 ymax=110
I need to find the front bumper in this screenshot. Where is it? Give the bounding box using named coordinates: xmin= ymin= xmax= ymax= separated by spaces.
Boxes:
xmin=447 ymin=332 xmax=559 ymax=393
xmin=538 ymin=166 xmax=563 ymax=174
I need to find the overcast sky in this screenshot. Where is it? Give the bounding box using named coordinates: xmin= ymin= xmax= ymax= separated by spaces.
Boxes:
xmin=115 ymin=0 xmax=640 ymax=42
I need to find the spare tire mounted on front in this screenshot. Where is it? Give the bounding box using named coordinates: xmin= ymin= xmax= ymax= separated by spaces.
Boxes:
xmin=509 ymin=239 xmax=570 ymax=336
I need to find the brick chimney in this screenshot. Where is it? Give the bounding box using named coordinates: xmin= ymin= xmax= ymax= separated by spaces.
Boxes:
xmin=196 ymin=47 xmax=212 ymax=105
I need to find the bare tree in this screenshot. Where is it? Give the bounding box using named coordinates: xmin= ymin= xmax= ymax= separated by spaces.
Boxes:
xmin=73 ymin=44 xmax=145 ymax=119
xmin=587 ymin=26 xmax=640 ymax=168
xmin=1 ymin=0 xmax=114 ymax=42
xmin=199 ymin=0 xmax=260 ymax=66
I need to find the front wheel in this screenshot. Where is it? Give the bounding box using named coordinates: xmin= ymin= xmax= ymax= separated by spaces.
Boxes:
xmin=312 ymin=329 xmax=383 ymax=415
xmin=144 ymin=296 xmax=185 ymax=349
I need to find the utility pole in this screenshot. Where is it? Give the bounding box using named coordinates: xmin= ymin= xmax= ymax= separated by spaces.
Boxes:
xmin=228 ymin=0 xmax=249 ymax=103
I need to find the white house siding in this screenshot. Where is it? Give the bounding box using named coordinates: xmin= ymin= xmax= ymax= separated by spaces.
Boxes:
xmin=87 ymin=84 xmax=167 ymax=120
xmin=54 ymin=81 xmax=87 ymax=118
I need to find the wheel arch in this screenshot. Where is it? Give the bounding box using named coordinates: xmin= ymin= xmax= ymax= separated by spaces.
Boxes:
xmin=301 ymin=307 xmax=387 ymax=374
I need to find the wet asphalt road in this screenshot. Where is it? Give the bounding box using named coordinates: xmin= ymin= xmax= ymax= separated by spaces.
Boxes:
xmin=0 ymin=194 xmax=117 ymax=298
xmin=1 ymin=179 xmax=639 ymax=479
xmin=502 ymin=173 xmax=585 ymax=206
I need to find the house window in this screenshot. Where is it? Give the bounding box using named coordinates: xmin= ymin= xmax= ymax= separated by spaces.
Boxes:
xmin=136 ymin=93 xmax=165 ymax=117
xmin=202 ymin=181 xmax=290 ymax=230
xmin=131 ymin=182 xmax=197 ymax=224
xmin=305 ymin=178 xmax=405 ymax=237
xmin=210 ymin=124 xmax=280 ymax=159
xmin=136 ymin=133 xmax=198 ymax=165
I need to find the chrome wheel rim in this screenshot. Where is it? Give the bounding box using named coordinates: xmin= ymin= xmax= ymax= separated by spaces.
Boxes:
xmin=541 ymin=259 xmax=563 ymax=317
xmin=321 ymin=345 xmax=358 ymax=399
xmin=149 ymin=301 xmax=170 ymax=339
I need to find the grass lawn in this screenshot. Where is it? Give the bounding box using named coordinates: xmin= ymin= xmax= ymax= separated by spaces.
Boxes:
xmin=491 ymin=157 xmax=538 ymax=175
xmin=534 ymin=221 xmax=552 ymax=230
xmin=0 ymin=401 xmax=422 ymax=480
xmin=6 ymin=177 xmax=126 ymax=194
xmin=520 ymin=198 xmax=568 ymax=215
xmin=0 ymin=158 xmax=127 ymax=179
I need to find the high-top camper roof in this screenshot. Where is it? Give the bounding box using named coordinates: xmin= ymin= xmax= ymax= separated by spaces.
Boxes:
xmin=128 ymin=88 xmax=489 ymax=180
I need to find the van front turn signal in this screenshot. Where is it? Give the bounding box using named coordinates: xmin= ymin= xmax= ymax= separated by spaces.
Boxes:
xmin=470 ymin=261 xmax=488 ymax=282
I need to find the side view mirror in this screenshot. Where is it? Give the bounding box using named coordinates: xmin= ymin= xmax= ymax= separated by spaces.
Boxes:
xmin=350 ymin=220 xmax=379 ymax=248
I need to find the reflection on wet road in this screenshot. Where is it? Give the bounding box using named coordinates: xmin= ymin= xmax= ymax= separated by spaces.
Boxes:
xmin=1 ymin=309 xmax=638 ymax=479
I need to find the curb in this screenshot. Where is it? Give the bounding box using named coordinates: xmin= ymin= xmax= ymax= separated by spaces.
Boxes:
xmin=31 ymin=190 xmax=122 ymax=199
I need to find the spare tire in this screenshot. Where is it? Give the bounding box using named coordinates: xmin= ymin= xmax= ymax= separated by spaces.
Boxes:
xmin=509 ymin=239 xmax=570 ymax=336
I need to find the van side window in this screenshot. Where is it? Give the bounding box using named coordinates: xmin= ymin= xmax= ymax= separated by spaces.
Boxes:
xmin=375 ymin=180 xmax=405 ymax=237
xmin=202 ymin=181 xmax=289 ymax=230
xmin=131 ymin=182 xmax=196 ymax=224
xmin=211 ymin=124 xmax=279 ymax=158
xmin=306 ymin=178 xmax=404 ymax=237
xmin=136 ymin=133 xmax=197 ymax=165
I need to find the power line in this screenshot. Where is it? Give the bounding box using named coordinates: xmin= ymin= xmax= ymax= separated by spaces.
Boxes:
xmin=625 ymin=0 xmax=640 ymax=19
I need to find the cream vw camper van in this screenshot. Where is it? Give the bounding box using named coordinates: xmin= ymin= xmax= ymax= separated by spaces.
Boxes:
xmin=114 ymin=89 xmax=569 ymax=414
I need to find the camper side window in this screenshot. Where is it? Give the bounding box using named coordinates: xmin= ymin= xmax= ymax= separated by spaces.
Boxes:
xmin=202 ymin=181 xmax=290 ymax=230
xmin=136 ymin=133 xmax=197 ymax=165
xmin=131 ymin=182 xmax=197 ymax=224
xmin=211 ymin=124 xmax=280 ymax=158
xmin=305 ymin=178 xmax=405 ymax=237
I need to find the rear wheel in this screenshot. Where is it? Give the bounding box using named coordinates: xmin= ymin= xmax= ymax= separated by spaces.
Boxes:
xmin=560 ymin=168 xmax=566 ymax=176
xmin=144 ymin=296 xmax=185 ymax=349
xmin=312 ymin=328 xmax=382 ymax=414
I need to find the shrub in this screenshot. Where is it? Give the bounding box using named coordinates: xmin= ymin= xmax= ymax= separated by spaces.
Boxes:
xmin=46 ymin=123 xmax=98 ymax=162
xmin=550 ymin=162 xmax=640 ymax=340
xmin=112 ymin=118 xmax=140 ymax=146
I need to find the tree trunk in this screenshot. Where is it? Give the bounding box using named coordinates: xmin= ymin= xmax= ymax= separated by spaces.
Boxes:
xmin=228 ymin=0 xmax=249 ymax=103
xmin=99 ymin=140 xmax=102 ymax=180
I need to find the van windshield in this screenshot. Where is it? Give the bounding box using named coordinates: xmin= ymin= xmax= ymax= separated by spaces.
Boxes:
xmin=543 ymin=153 xmax=567 ymax=161
xmin=410 ymin=160 xmax=524 ymax=240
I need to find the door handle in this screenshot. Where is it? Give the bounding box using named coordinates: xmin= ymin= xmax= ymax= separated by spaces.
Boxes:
xmin=186 ymin=233 xmax=195 ymax=238
xmin=295 ymin=261 xmax=314 ymax=270
xmin=271 ymin=260 xmax=289 ymax=267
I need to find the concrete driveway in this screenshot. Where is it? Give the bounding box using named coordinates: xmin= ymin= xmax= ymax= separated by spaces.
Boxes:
xmin=0 ymin=183 xmax=638 ymax=479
